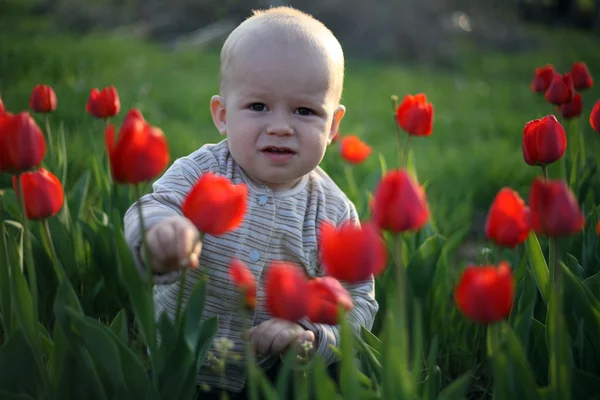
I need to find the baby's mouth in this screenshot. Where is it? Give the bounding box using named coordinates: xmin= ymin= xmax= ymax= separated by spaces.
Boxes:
xmin=261 ymin=146 xmax=297 ymax=154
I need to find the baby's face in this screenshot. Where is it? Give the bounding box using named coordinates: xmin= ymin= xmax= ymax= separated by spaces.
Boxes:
xmin=212 ymin=43 xmax=344 ymax=191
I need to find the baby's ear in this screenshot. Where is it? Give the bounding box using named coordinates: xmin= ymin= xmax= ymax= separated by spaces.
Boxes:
xmin=210 ymin=95 xmax=227 ymax=136
xmin=328 ymin=105 xmax=346 ymax=143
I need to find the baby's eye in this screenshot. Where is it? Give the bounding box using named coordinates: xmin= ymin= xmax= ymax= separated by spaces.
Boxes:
xmin=249 ymin=103 xmax=267 ymax=112
xmin=296 ymin=107 xmax=314 ymax=116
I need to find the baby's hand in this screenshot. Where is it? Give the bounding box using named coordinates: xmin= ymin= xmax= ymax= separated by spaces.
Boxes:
xmin=243 ymin=318 xmax=315 ymax=357
xmin=144 ymin=216 xmax=202 ymax=274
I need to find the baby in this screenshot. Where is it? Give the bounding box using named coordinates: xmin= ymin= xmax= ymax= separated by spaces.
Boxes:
xmin=124 ymin=6 xmax=378 ymax=396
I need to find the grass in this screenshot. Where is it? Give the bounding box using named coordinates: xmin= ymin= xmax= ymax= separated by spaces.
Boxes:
xmin=1 ymin=5 xmax=600 ymax=398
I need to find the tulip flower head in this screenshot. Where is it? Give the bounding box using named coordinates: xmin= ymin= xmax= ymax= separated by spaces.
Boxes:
xmin=561 ymin=93 xmax=582 ymax=120
xmin=545 ymin=73 xmax=574 ymax=105
xmin=522 ymin=115 xmax=566 ymax=166
xmin=570 ymin=61 xmax=593 ymax=90
xmin=319 ymin=221 xmax=387 ymax=283
xmin=0 ymin=112 xmax=46 ymax=173
xmin=265 ymin=262 xmax=309 ymax=322
xmin=86 ymin=86 xmax=120 ymax=119
xmin=307 ymin=277 xmax=353 ymax=325
xmin=340 ymin=135 xmax=372 ymax=164
xmin=373 ymin=169 xmax=429 ymax=233
xmin=13 ymin=168 xmax=64 ymax=220
xmin=531 ymin=64 xmax=556 ymax=93
xmin=182 ymin=172 xmax=248 ymax=235
xmin=395 ymin=93 xmax=434 ymax=136
xmin=529 ymin=177 xmax=584 ymax=237
xmin=485 ymin=188 xmax=531 ymax=248
xmin=105 ymin=109 xmax=169 ymax=184
xmin=591 ymin=100 xmax=600 ymax=134
xmin=29 ymin=84 xmax=57 ymax=113
xmin=229 ymin=259 xmax=257 ymax=311
xmin=455 ymin=261 xmax=514 ymax=325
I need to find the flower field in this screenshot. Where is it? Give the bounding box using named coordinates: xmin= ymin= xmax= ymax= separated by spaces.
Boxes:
xmin=1 ymin=8 xmax=600 ymax=400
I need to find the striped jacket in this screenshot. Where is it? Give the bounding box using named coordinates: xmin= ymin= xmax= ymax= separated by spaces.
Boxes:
xmin=123 ymin=139 xmax=378 ymax=392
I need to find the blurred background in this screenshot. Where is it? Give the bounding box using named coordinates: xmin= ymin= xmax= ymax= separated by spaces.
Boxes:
xmin=1 ymin=0 xmax=599 ymax=259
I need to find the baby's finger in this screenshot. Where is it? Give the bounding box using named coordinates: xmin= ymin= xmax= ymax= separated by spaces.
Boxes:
xmin=271 ymin=327 xmax=298 ymax=355
xmin=188 ymin=240 xmax=202 ymax=269
xmin=177 ymin=225 xmax=198 ymax=265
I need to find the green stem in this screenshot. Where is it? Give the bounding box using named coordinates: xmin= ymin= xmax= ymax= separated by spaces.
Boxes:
xmin=402 ymin=135 xmax=412 ymax=169
xmin=15 ymin=174 xmax=38 ymax=317
xmin=42 ymin=219 xmax=67 ymax=283
xmin=175 ymin=267 xmax=188 ymax=325
xmin=44 ymin=113 xmax=53 ymax=154
xmin=343 ymin=165 xmax=359 ymax=202
xmin=133 ymin=184 xmax=158 ymax=385
xmin=15 ymin=175 xmax=49 ymax=392
xmin=395 ymin=234 xmax=407 ymax=321
xmin=0 ymin=191 xmax=12 ymax=334
xmin=391 ymin=96 xmax=404 ymax=168
xmin=548 ymin=238 xmax=556 ymax=286
xmin=134 ymin=185 xmax=153 ymax=289
xmin=541 ymin=164 xmax=548 ymax=179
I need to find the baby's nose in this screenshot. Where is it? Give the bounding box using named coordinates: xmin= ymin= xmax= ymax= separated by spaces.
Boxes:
xmin=267 ymin=113 xmax=294 ymax=136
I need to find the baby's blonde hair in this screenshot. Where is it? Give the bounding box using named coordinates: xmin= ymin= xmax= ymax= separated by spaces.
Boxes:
xmin=219 ymin=6 xmax=345 ymax=102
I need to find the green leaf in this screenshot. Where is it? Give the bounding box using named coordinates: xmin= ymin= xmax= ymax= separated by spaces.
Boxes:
xmin=525 ymin=232 xmax=550 ymax=304
xmin=583 ymin=271 xmax=600 ymax=301
xmin=0 ymin=328 xmax=40 ymax=395
xmin=437 ymin=372 xmax=470 ymax=400
xmin=109 ymin=309 xmax=129 ymax=345
xmin=510 ymin=269 xmax=537 ymax=351
xmin=68 ymin=170 xmax=91 ymax=222
xmin=406 ymin=234 xmax=445 ymax=299
xmin=276 ymin=347 xmax=299 ymax=399
xmin=422 ymin=365 xmax=441 ymax=400
xmin=65 ymin=307 xmax=129 ymax=393
xmin=546 ymin=284 xmax=572 ymax=400
xmin=183 ymin=274 xmax=208 ymax=352
xmin=0 ymin=218 xmax=13 ymax=334
xmin=339 ymin=311 xmax=359 ymax=400
xmin=572 ymin=369 xmax=600 ymax=400
xmin=561 ymin=263 xmax=600 ymax=355
xmin=565 ymin=254 xmax=584 ymax=278
xmin=312 ymin=357 xmax=339 ymax=400
xmin=360 ymin=325 xmax=381 ymax=354
xmin=0 ymin=391 xmax=35 ymax=400
xmin=193 ymin=317 xmax=218 ymax=373
xmin=114 ymin=217 xmax=155 ymax=352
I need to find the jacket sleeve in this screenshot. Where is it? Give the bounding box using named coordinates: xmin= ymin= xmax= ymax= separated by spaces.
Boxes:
xmin=123 ymin=158 xmax=203 ymax=285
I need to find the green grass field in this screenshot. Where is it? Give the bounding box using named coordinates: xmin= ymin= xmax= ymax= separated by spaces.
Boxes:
xmin=2 ymin=5 xmax=600 ymax=398
xmin=2 ymin=8 xmax=599 ymax=240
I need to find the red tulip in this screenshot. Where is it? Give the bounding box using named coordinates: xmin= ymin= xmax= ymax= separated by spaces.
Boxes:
xmin=485 ymin=188 xmax=530 ymax=248
xmin=545 ymin=73 xmax=574 ymax=105
xmin=29 ymin=84 xmax=57 ymax=113
xmin=340 ymin=135 xmax=372 ymax=164
xmin=86 ymin=86 xmax=120 ymax=119
xmin=373 ymin=169 xmax=429 ymax=233
xmin=455 ymin=261 xmax=514 ymax=324
xmin=570 ymin=61 xmax=593 ymax=90
xmin=229 ymin=259 xmax=257 ymax=311
xmin=307 ymin=277 xmax=353 ymax=325
xmin=105 ymin=109 xmax=169 ymax=184
xmin=13 ymin=168 xmax=64 ymax=220
xmin=529 ymin=177 xmax=584 ymax=237
xmin=561 ymin=93 xmax=582 ymax=120
xmin=591 ymin=100 xmax=600 ymax=134
xmin=265 ymin=262 xmax=309 ymax=322
xmin=531 ymin=64 xmax=556 ymax=93
xmin=1 ymin=112 xmax=46 ymax=172
xmin=319 ymin=221 xmax=387 ymax=283
xmin=396 ymin=93 xmax=433 ymax=136
xmin=522 ymin=115 xmax=566 ymax=166
xmin=182 ymin=172 xmax=248 ymax=235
